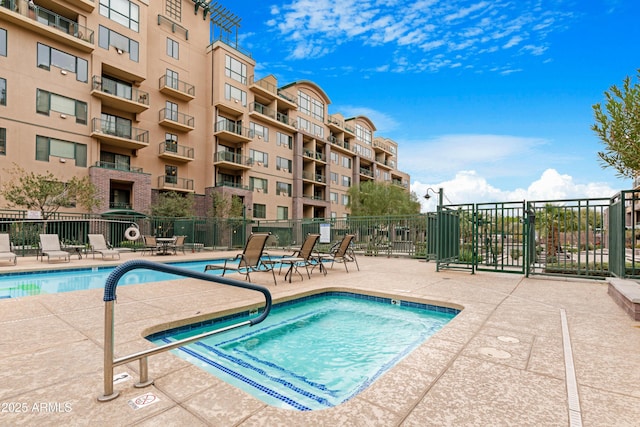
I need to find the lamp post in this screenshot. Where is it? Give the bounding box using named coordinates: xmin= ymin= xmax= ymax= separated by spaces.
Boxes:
xmin=424 ymin=188 xmax=444 ymax=271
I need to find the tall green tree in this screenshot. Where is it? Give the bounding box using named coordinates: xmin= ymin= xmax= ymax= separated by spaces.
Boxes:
xmin=347 ymin=181 xmax=421 ymax=216
xmin=150 ymin=191 xmax=195 ymax=217
xmin=208 ymin=192 xmax=244 ymax=218
xmin=0 ymin=165 xmax=99 ymax=219
xmin=592 ymin=69 xmax=640 ymax=178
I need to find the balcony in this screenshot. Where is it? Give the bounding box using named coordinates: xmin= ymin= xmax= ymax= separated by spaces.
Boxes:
xmin=91 ymin=118 xmax=149 ymax=150
xmin=159 ymin=108 xmax=195 ymax=132
xmin=373 ymin=140 xmax=394 ymax=154
xmin=214 ymin=120 xmax=253 ymax=144
xmin=277 ymin=89 xmax=297 ymax=109
xmin=159 ymin=74 xmax=195 ymax=102
xmin=157 ymin=176 xmax=194 ymax=193
xmin=93 ymin=161 xmax=143 ymax=173
xmin=303 ymin=149 xmax=326 ymax=162
xmin=0 ymin=1 xmax=94 ymax=52
xmin=91 ymin=76 xmax=149 ymax=114
xmin=248 ymin=102 xmax=295 ymax=130
xmin=302 ymin=171 xmax=326 ymax=184
xmin=215 ymin=99 xmax=245 ymax=118
xmin=158 ymin=141 xmax=194 ymax=162
xmin=213 ymin=151 xmax=253 ymax=171
xmin=360 ymin=167 xmax=374 ymax=178
xmin=249 ymin=77 xmax=277 ymax=101
xmin=215 ymin=181 xmax=249 ymax=191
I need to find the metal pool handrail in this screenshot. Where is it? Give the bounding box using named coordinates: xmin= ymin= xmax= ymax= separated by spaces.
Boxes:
xmin=98 ymin=259 xmax=272 ymax=402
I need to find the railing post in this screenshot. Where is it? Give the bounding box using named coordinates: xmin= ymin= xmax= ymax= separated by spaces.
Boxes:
xmin=98 ymin=300 xmax=118 ymax=402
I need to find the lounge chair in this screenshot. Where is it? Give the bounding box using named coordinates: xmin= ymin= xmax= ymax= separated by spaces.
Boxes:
xmin=88 ymin=234 xmax=120 ymax=260
xmin=320 ymin=234 xmax=359 ymax=272
xmin=278 ymin=233 xmax=322 ymax=282
xmin=39 ymin=234 xmax=70 ymax=263
xmin=0 ymin=233 xmax=17 ymax=265
xmin=142 ymin=235 xmax=159 ymax=255
xmin=168 ymin=235 xmax=186 ymax=254
xmin=204 ymin=232 xmax=277 ymax=285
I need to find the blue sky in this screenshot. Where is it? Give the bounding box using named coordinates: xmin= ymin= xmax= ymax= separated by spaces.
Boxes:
xmin=217 ymin=0 xmax=639 ymax=210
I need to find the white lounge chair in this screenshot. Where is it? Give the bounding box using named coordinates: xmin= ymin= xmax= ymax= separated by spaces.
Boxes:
xmin=39 ymin=234 xmax=70 ymax=263
xmin=0 ymin=233 xmax=17 ymax=265
xmin=88 ymin=234 xmax=120 ymax=260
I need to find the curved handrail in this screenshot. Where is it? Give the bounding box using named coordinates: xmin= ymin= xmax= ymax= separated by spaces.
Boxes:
xmin=99 ymin=259 xmax=272 ymax=402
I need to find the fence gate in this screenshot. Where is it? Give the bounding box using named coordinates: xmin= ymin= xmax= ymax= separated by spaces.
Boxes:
xmin=435 ymin=203 xmax=475 ymax=272
xmin=475 ymin=201 xmax=527 ymax=274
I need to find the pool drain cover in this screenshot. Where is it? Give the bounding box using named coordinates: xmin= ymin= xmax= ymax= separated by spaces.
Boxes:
xmin=497 ymin=335 xmax=520 ymax=343
xmin=478 ymin=347 xmax=512 ymax=359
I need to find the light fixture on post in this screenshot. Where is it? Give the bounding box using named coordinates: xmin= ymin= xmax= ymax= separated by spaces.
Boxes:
xmin=423 ymin=187 xmax=443 ymax=208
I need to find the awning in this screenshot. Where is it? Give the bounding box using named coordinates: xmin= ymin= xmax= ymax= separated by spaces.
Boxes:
xmin=100 ymin=209 xmax=148 ymax=218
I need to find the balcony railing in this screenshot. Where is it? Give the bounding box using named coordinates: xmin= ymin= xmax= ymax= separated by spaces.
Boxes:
xmin=1 ymin=0 xmax=94 ymax=43
xmin=92 ymin=76 xmax=149 ymax=105
xmin=159 ymin=74 xmax=195 ymax=98
xmin=278 ymin=89 xmax=297 ymax=105
xmin=360 ymin=167 xmax=374 ymax=177
xmin=159 ymin=141 xmax=194 ymax=159
xmin=250 ymin=77 xmax=277 ymax=96
xmin=94 ymin=161 xmax=143 ymax=173
xmin=302 ymin=171 xmax=326 ymax=183
xmin=109 ymin=202 xmax=132 ymax=210
xmin=251 ymin=102 xmax=276 ymax=120
xmin=159 ymin=108 xmax=194 ymax=128
xmin=92 ymin=118 xmax=149 ymax=144
xmin=158 ymin=175 xmax=194 ymax=191
xmin=215 ymin=120 xmax=254 ymax=139
xmin=214 ymin=151 xmax=253 ymax=167
xmin=215 ymin=181 xmax=249 ymax=190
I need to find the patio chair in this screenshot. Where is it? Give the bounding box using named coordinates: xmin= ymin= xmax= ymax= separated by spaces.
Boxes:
xmin=0 ymin=233 xmax=17 ymax=265
xmin=278 ymin=233 xmax=322 ymax=282
xmin=142 ymin=235 xmax=159 ymax=255
xmin=87 ymin=234 xmax=120 ymax=260
xmin=204 ymin=232 xmax=277 ymax=285
xmin=39 ymin=234 xmax=70 ymax=263
xmin=169 ymin=235 xmax=186 ymax=254
xmin=320 ymin=234 xmax=359 ymax=272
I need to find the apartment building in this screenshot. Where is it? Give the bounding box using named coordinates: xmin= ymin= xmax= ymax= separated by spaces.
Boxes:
xmin=0 ymin=0 xmax=410 ymax=221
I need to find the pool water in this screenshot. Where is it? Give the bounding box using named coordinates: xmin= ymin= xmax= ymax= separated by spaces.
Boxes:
xmin=148 ymin=292 xmax=458 ymax=411
xmin=0 ymin=259 xmax=232 ymax=298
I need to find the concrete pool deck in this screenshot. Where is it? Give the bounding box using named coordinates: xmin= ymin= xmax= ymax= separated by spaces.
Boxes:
xmin=1 ymin=250 xmax=639 ymax=426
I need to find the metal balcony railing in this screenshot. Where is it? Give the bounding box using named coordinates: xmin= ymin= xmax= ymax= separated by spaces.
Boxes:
xmin=158 ymin=175 xmax=194 ymax=191
xmin=94 ymin=161 xmax=143 ymax=173
xmin=92 ymin=76 xmax=149 ymax=105
xmin=214 ymin=151 xmax=253 ymax=167
xmin=159 ymin=141 xmax=194 ymax=159
xmin=159 ymin=74 xmax=195 ymax=97
xmin=159 ymin=108 xmax=195 ymax=128
xmin=92 ymin=118 xmax=149 ymax=143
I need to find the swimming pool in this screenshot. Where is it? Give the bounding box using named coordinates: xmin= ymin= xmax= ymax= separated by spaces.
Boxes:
xmin=147 ymin=292 xmax=458 ymax=411
xmin=0 ymin=259 xmax=231 ymax=298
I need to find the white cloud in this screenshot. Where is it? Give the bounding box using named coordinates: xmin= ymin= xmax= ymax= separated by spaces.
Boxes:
xmin=266 ymin=0 xmax=572 ymax=72
xmin=412 ymin=169 xmax=618 ymax=212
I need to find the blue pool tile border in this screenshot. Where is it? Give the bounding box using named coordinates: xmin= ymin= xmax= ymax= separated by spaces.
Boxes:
xmin=146 ymin=291 xmax=460 ymax=341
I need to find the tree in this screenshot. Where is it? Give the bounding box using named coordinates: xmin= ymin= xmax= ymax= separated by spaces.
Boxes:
xmin=0 ymin=165 xmax=99 ymax=219
xmin=347 ymin=181 xmax=421 ymax=216
xmin=150 ymin=191 xmax=195 ymax=217
xmin=209 ymin=192 xmax=244 ymax=218
xmin=592 ymin=69 xmax=640 ymax=178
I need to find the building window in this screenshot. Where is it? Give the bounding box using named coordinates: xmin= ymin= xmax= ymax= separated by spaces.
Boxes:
xmin=342 ymin=175 xmax=351 ymax=187
xmin=98 ymin=26 xmax=139 ymax=62
xmin=312 ymin=123 xmax=324 ymax=138
xmin=0 ymin=77 xmax=5 ymax=106
xmin=101 ymin=113 xmax=132 ymax=138
xmin=298 ymin=91 xmax=311 ymax=116
xmin=0 ymin=128 xmax=6 ymax=155
xmin=166 ymin=69 xmax=179 ymax=89
xmin=0 ymin=28 xmax=6 ymax=57
xmin=37 ymin=43 xmax=88 ymax=82
xmin=250 ymin=149 xmax=268 ymax=167
xmin=356 ymin=124 xmax=372 ymax=145
xmin=166 ymin=0 xmax=182 ymax=20
xmin=250 ymin=177 xmax=268 ymax=194
xmin=165 ymin=101 xmax=178 ymax=121
xmin=297 ymin=117 xmax=310 ymax=133
xmin=342 ymin=194 xmax=350 ymax=206
xmin=330 ymin=192 xmax=338 ymax=204
xmin=35 ymin=136 xmax=87 ymax=167
xmin=165 ymin=165 xmax=177 ymax=184
xmin=36 ymin=89 xmax=87 ymax=124
xmin=100 ymin=151 xmax=130 ymax=170
xmin=342 ymin=156 xmax=352 ymax=168
xmin=276 ymin=182 xmax=291 ymax=196
xmin=166 ymin=38 xmax=179 ymax=59
xmin=276 ymin=132 xmax=292 ymax=149
xmin=100 ymin=0 xmax=139 ymax=32
xmin=164 ymin=132 xmax=178 ymax=152
xmin=330 ymin=152 xmax=338 ymax=164
xmin=224 ymin=83 xmax=247 ymax=106
xmin=250 ymin=122 xmax=269 ymax=141
xmin=253 ymin=204 xmax=266 ymax=219
xmin=100 ymin=75 xmax=132 ymax=99
xmin=330 ymin=172 xmax=338 ymax=184
xmin=276 ymin=157 xmax=292 ymax=172
xmin=225 ymin=55 xmax=247 ymax=84
xmin=277 ymin=206 xmax=288 ymax=220
xmin=311 ymin=98 xmax=324 ymax=121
